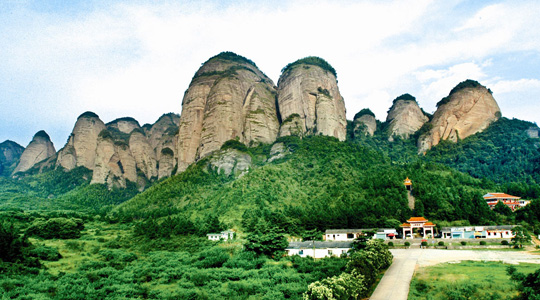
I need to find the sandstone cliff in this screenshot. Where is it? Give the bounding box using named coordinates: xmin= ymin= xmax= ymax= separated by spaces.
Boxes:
xmin=386 ymin=94 xmax=429 ymax=139
xmin=146 ymin=113 xmax=179 ymax=162
xmin=129 ymin=129 xmax=158 ymax=180
xmin=418 ymin=80 xmax=501 ymax=153
xmin=0 ymin=140 xmax=24 ymax=176
xmin=277 ymin=57 xmax=347 ymax=141
xmin=56 ymin=112 xmax=106 ymax=170
xmin=177 ymin=52 xmax=279 ymax=172
xmin=352 ymin=109 xmax=377 ymax=137
xmin=13 ymin=131 xmax=56 ymax=174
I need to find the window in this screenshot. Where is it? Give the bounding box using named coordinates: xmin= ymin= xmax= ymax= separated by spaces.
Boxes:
xmin=299 ymin=250 xmax=304 ymax=255
xmin=328 ymin=250 xmax=333 ymax=255
xmin=347 ymin=233 xmax=354 ymax=239
xmin=342 ymin=250 xmax=347 ymax=254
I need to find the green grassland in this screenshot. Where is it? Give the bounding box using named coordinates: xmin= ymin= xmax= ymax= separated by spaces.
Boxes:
xmin=409 ymin=261 xmax=539 ymax=300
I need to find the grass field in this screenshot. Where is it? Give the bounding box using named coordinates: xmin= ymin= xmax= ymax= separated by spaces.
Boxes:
xmin=408 ymin=261 xmax=540 ymax=300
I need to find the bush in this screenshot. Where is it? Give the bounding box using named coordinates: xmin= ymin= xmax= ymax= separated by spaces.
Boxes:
xmin=387 ymin=242 xmax=394 ymax=247
xmin=29 ymin=245 xmax=61 ymax=261
xmin=480 ymin=241 xmax=487 ymax=245
xmin=404 ymin=242 xmax=410 ymax=247
xmin=501 ymin=240 xmax=509 ymax=245
xmin=460 ymin=241 xmax=467 ymax=246
xmin=438 ymin=241 xmax=445 ymax=246
xmin=421 ymin=241 xmax=428 ymax=247
xmin=26 ymin=217 xmax=84 ymax=239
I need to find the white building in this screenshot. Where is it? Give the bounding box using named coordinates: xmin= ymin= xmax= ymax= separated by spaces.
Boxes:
xmin=207 ymin=230 xmax=235 ymax=241
xmin=441 ymin=225 xmax=516 ymax=239
xmin=324 ymin=229 xmax=373 ymax=241
xmin=286 ymin=241 xmax=353 ymax=258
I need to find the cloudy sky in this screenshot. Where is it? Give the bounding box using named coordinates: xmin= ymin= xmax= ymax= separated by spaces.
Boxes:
xmin=1 ymin=0 xmax=539 ymax=148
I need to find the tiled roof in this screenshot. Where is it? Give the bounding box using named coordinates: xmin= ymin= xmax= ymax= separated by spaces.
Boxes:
xmin=286 ymin=241 xmax=354 ymax=249
xmin=483 ymin=193 xmax=520 ymax=200
xmin=407 ymin=217 xmax=428 ymax=222
xmin=424 ymin=222 xmax=436 ymax=226
xmin=400 ymin=223 xmax=411 ymax=227
xmin=325 ymin=229 xmax=374 ymax=234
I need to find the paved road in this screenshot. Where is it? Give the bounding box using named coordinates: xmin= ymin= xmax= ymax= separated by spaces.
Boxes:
xmin=370 ymin=249 xmax=540 ymax=300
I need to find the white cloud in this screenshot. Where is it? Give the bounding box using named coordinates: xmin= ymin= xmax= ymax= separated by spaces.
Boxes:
xmin=1 ymin=0 xmax=540 ymax=147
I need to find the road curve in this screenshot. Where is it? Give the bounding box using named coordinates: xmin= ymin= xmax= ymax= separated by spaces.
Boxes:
xmin=370 ymin=249 xmax=540 ymax=300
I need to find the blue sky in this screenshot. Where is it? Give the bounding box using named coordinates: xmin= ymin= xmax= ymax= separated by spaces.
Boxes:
xmin=1 ymin=0 xmax=540 ymax=148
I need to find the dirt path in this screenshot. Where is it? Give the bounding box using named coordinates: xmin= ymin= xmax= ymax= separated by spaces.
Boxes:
xmin=370 ymin=249 xmax=540 ymax=300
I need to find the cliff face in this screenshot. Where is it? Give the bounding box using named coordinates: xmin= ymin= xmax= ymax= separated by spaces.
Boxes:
xmin=277 ymin=57 xmax=346 ymax=141
xmin=55 ymin=112 xmax=177 ymax=188
xmin=13 ymin=131 xmax=56 ymax=174
xmin=129 ymin=130 xmax=158 ymax=180
xmin=418 ymin=80 xmax=501 ymax=153
xmin=56 ymin=112 xmax=106 ymax=171
xmin=177 ymin=52 xmax=279 ymax=172
xmin=352 ymin=109 xmax=377 ymax=137
xmin=0 ymin=140 xmax=24 ymax=176
xmin=386 ymin=95 xmax=429 ymax=139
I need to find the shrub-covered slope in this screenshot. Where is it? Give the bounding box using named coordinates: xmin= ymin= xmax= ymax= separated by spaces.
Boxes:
xmin=115 ymin=135 xmax=498 ymax=231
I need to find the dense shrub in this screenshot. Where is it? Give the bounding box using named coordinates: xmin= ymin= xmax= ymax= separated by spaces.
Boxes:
xmin=404 ymin=242 xmax=411 ymax=247
xmin=29 ymin=245 xmax=61 ymax=261
xmin=461 ymin=241 xmax=467 ymax=246
xmin=438 ymin=241 xmax=445 ymax=246
xmin=421 ymin=241 xmax=428 ymax=247
xmin=480 ymin=241 xmax=487 ymax=246
xmin=26 ymin=217 xmax=84 ymax=239
xmin=387 ymin=241 xmax=394 ymax=247
xmin=502 ymin=240 xmax=509 ymax=245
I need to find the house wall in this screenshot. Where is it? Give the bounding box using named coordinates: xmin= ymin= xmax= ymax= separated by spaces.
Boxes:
xmin=325 ymin=233 xmax=359 ymax=241
xmin=286 ymin=248 xmax=350 ymax=258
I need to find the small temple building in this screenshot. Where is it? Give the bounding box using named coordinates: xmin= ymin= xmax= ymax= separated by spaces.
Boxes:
xmin=404 ymin=177 xmax=412 ymax=191
xmin=401 ymin=217 xmax=435 ymax=239
xmin=483 ymin=193 xmax=530 ymax=211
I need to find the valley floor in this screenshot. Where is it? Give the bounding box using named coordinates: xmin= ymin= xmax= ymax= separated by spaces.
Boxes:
xmin=371 ymin=248 xmax=540 ymax=300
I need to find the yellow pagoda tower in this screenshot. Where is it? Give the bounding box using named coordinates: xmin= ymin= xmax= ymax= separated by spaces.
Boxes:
xmin=404 ymin=177 xmax=412 ymax=191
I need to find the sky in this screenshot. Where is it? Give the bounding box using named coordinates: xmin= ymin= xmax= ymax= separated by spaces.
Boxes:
xmin=1 ymin=0 xmax=540 ymax=148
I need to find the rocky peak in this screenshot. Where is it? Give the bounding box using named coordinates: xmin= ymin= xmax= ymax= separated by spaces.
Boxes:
xmin=177 ymin=52 xmax=279 ymax=172
xmin=277 ymin=57 xmax=347 ymax=141
xmin=107 ymin=117 xmax=140 ymax=135
xmin=56 ymin=111 xmax=106 ymax=170
xmin=13 ymin=130 xmax=56 ymax=174
xmin=386 ymin=94 xmax=429 ymax=140
xmin=352 ymin=109 xmax=377 ymax=137
xmin=418 ymin=80 xmax=501 ymax=153
xmin=0 ymin=140 xmax=24 ymax=165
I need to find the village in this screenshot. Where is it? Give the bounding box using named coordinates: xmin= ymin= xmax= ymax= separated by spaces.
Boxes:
xmin=208 ymin=178 xmax=535 ymax=259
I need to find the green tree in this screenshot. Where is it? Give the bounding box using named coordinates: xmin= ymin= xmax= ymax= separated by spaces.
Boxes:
xmin=304 ymin=270 xmax=367 ymax=300
xmin=494 ymin=201 xmax=513 ymax=216
xmin=0 ymin=221 xmax=24 ymax=262
xmin=244 ymin=221 xmax=288 ymax=258
xmin=507 ymin=266 xmax=540 ymax=300
xmin=511 ymin=226 xmax=532 ymax=249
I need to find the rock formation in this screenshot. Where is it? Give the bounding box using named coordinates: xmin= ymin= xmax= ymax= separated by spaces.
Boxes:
xmin=418 ymin=80 xmax=501 ymax=153
xmin=56 ymin=112 xmax=106 ymax=170
xmin=177 ymin=52 xmax=279 ymax=172
xmin=386 ymin=94 xmax=429 ymax=139
xmin=0 ymin=140 xmax=24 ymax=176
xmin=208 ymin=148 xmax=252 ymax=177
xmin=13 ymin=131 xmax=56 ymax=174
xmin=352 ymin=109 xmax=377 ymax=137
xmin=92 ymin=131 xmax=123 ymax=186
xmin=106 ymin=117 xmax=140 ymax=136
xmin=277 ymin=57 xmax=347 ymax=141
xmin=129 ymin=129 xmax=158 ymax=180
xmin=145 ymin=113 xmax=179 ymax=162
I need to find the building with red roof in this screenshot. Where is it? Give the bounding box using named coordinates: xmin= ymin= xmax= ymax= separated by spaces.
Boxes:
xmin=483 ymin=193 xmax=530 ymax=211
